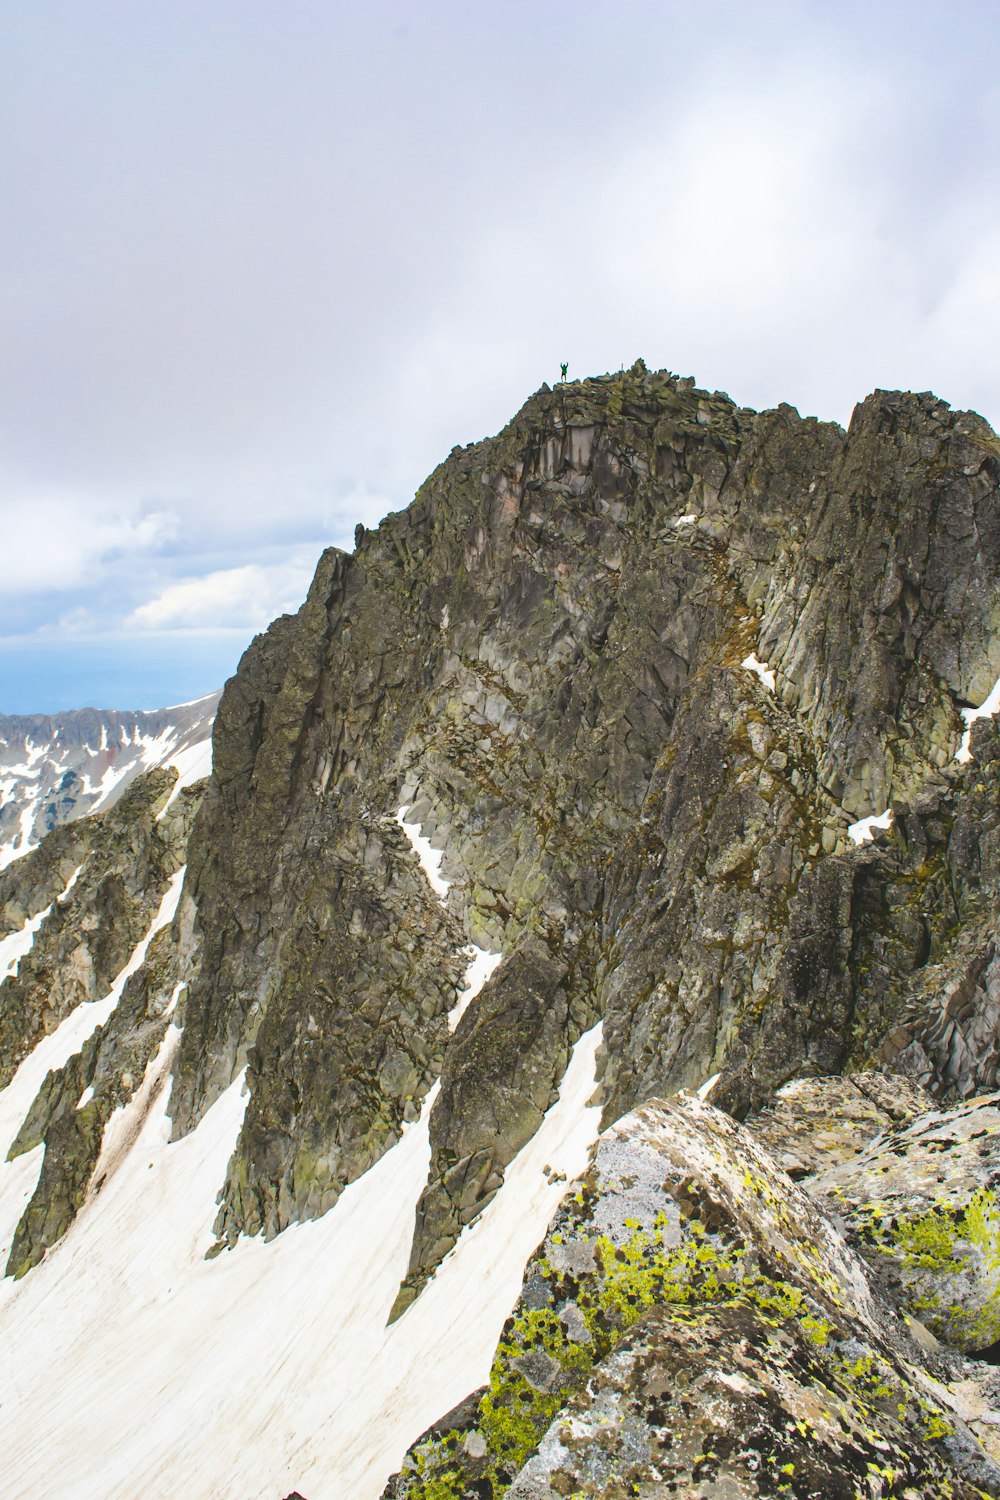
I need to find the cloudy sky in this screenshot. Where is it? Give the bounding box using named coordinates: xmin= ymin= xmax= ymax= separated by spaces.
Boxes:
xmin=2 ymin=0 xmax=999 ymax=711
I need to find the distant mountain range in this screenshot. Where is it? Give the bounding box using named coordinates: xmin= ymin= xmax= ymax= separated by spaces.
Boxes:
xmin=0 ymin=692 xmax=220 ymax=868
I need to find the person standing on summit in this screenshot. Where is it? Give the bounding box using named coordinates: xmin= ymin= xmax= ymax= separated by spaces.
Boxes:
xmin=560 ymin=362 xmax=568 ymax=381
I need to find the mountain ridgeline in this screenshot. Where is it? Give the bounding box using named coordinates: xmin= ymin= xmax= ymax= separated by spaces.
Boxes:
xmin=179 ymin=362 xmax=1000 ymax=1276
xmin=4 ymin=362 xmax=1000 ymax=1498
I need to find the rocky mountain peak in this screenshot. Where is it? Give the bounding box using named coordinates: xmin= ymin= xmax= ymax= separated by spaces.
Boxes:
xmin=1 ymin=366 xmax=1000 ymax=1497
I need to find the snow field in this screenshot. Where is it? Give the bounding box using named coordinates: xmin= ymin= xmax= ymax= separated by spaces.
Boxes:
xmin=0 ymin=796 xmax=598 ymax=1498
xmin=0 ymin=1009 xmax=603 ymax=1500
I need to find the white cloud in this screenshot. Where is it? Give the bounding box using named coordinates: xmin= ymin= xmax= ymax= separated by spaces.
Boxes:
xmin=3 ymin=3 xmax=1000 ymax=708
xmin=126 ymin=561 xmax=315 ymax=631
xmin=0 ymin=497 xmax=177 ymax=596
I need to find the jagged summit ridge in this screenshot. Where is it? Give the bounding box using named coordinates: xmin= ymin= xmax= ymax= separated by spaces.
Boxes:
xmin=176 ymin=365 xmax=1000 ymax=1271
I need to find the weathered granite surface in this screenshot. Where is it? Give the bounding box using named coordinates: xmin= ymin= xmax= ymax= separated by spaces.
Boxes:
xmin=384 ymin=1089 xmax=1000 ymax=1498
xmin=814 ymin=1091 xmax=1000 ymax=1355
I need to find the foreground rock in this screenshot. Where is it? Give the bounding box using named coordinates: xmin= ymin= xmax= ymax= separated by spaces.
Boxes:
xmin=385 ymin=1089 xmax=1000 ymax=1499
xmin=814 ymin=1092 xmax=1000 ymax=1356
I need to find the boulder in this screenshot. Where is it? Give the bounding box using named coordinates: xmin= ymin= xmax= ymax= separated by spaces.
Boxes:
xmin=813 ymin=1092 xmax=1000 ymax=1355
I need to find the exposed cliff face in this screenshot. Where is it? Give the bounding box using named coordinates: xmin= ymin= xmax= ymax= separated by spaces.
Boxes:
xmin=1 ymin=362 xmax=1000 ymax=1498
xmin=0 ymin=764 xmax=203 ymax=1276
xmin=168 ymin=364 xmax=1000 ymax=1303
xmin=0 ymin=765 xmax=198 ymax=1089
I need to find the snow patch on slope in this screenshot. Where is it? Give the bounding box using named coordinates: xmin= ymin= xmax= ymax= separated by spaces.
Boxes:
xmin=0 ymin=980 xmax=602 ymax=1500
xmin=157 ymin=738 xmax=213 ymax=820
xmin=0 ymin=804 xmax=36 ymax=872
xmin=0 ymin=868 xmax=184 ymax=1273
xmin=450 ymin=945 xmax=503 ymax=1031
xmin=89 ymin=758 xmax=137 ymax=813
xmin=742 ymin=652 xmax=776 ymax=691
xmin=848 ymin=807 xmax=894 ymax=844
xmin=956 ymin=676 xmax=1000 ymax=764
xmin=397 ymin=805 xmax=450 ymax=897
xmin=0 ymin=904 xmax=53 ymax=984
xmin=397 ymin=804 xmax=502 ymax=1027
xmin=0 ymin=863 xmax=83 ymax=982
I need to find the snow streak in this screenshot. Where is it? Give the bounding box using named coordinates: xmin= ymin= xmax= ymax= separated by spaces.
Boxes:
xmin=848 ymin=808 xmax=894 ymax=845
xmin=956 ymin=676 xmax=1000 ymax=764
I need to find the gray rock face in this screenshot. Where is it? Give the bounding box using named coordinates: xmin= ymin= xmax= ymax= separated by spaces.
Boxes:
xmin=3 ymin=364 xmax=1000 ymax=1499
xmin=149 ymin=362 xmax=1000 ymax=1302
xmin=0 ymin=764 xmax=204 ymax=1276
xmin=0 ymin=766 xmax=197 ymax=1089
xmin=748 ymin=1071 xmax=936 ymax=1180
xmin=813 ymin=1092 xmax=1000 ymax=1354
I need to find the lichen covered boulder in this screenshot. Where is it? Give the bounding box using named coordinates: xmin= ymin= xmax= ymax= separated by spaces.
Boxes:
xmin=814 ymin=1092 xmax=1000 ymax=1354
xmin=384 ymin=1094 xmax=1000 ymax=1498
xmin=749 ymin=1072 xmax=936 ymax=1181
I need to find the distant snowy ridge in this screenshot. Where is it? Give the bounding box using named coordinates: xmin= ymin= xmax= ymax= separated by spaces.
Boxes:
xmin=0 ymin=692 xmax=220 ymax=869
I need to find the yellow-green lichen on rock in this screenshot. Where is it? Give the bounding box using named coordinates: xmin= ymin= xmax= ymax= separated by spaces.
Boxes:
xmin=384 ymin=1092 xmax=1000 ymax=1498
xmin=813 ymin=1094 xmax=1000 ymax=1354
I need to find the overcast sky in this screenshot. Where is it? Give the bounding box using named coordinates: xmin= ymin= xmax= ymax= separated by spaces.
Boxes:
xmin=3 ymin=0 xmax=1000 ymax=711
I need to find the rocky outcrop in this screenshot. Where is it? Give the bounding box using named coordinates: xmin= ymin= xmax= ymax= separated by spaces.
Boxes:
xmin=384 ymin=1087 xmax=1000 ymax=1499
xmin=749 ymin=1072 xmax=936 ymax=1180
xmin=5 ymin=919 xmax=185 ymax=1278
xmin=0 ymin=764 xmax=204 ymax=1275
xmin=814 ymin=1092 xmax=1000 ymax=1355
xmin=0 ymin=766 xmax=199 ymax=1088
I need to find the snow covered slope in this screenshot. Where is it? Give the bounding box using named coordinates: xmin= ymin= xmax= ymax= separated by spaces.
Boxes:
xmin=0 ymin=692 xmax=219 ymax=868
xmin=0 ymin=873 xmax=602 ymax=1498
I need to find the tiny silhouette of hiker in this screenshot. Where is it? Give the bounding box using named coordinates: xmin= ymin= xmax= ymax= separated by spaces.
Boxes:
xmin=560 ymin=362 xmax=568 ymax=381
